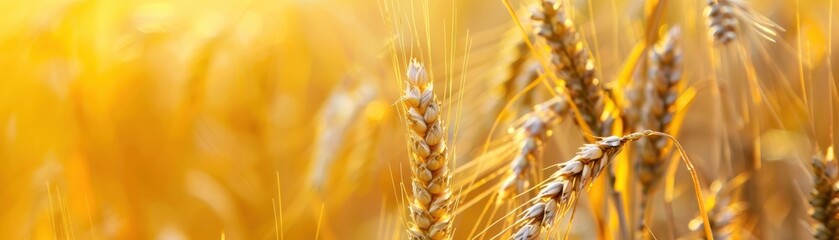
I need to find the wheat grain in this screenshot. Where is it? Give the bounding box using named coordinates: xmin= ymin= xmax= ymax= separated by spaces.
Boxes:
xmin=402 ymin=59 xmax=452 ymax=240
xmin=810 ymin=146 xmax=838 ymax=240
xmin=497 ymin=97 xmax=569 ymax=203
xmin=531 ymin=0 xmax=608 ymax=136
xmin=511 ymin=131 xmax=654 ymax=240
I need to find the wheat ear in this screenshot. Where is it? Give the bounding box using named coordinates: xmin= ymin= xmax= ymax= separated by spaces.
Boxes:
xmin=637 ymin=26 xmax=684 ymax=226
xmin=498 ymin=97 xmax=569 ymax=202
xmin=810 ymin=146 xmax=838 ymax=240
xmin=309 ymin=82 xmax=376 ymax=191
xmin=705 ymin=0 xmax=738 ymax=45
xmin=512 ymin=131 xmax=656 ymax=240
xmin=512 ymin=130 xmax=713 ymax=239
xmin=531 ymin=0 xmax=607 ymax=135
xmin=704 ymin=0 xmax=783 ymax=45
xmin=402 ymin=59 xmax=452 ymax=240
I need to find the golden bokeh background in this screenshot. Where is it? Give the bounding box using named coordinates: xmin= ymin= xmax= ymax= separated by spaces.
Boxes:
xmin=1 ymin=0 xmax=837 ymax=239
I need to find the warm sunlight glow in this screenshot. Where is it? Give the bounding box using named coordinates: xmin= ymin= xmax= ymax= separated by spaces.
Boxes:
xmin=1 ymin=0 xmax=837 ymax=239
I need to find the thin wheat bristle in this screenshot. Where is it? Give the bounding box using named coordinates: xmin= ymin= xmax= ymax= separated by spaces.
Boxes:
xmin=531 ymin=0 xmax=607 ymax=135
xmin=511 ymin=131 xmax=653 ymax=240
xmin=810 ymin=146 xmax=838 ymax=240
xmin=497 ymin=97 xmax=569 ymax=203
xmin=402 ymin=59 xmax=452 ymax=240
xmin=4 ymin=0 xmax=830 ymax=239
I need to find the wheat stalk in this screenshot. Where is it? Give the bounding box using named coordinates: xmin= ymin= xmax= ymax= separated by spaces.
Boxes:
xmin=810 ymin=146 xmax=838 ymax=240
xmin=636 ymin=27 xmax=684 ymax=231
xmin=402 ymin=59 xmax=452 ymax=240
xmin=497 ymin=97 xmax=569 ymax=202
xmin=531 ymin=0 xmax=608 ymax=136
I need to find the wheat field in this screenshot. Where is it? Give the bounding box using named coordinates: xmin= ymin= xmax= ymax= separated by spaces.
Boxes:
xmin=1 ymin=0 xmax=837 ymax=239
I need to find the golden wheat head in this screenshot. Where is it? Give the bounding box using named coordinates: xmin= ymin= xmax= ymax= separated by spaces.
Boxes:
xmin=511 ymin=131 xmax=655 ymax=240
xmin=498 ymin=97 xmax=569 ymax=202
xmin=402 ymin=59 xmax=453 ymax=240
xmin=531 ymin=0 xmax=607 ymax=135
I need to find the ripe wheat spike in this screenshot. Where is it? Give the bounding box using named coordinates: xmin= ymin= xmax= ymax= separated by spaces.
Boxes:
xmin=402 ymin=59 xmax=453 ymax=240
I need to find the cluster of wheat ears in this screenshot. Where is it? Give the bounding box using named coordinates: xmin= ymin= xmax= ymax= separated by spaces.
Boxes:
xmin=5 ymin=0 xmax=839 ymax=238
xmin=389 ymin=0 xmax=838 ymax=239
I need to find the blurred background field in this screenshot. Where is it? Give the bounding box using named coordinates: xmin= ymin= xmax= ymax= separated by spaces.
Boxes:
xmin=0 ymin=0 xmax=837 ymax=239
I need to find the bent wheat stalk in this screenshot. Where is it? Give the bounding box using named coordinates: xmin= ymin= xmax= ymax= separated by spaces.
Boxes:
xmin=402 ymin=60 xmax=452 ymax=240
